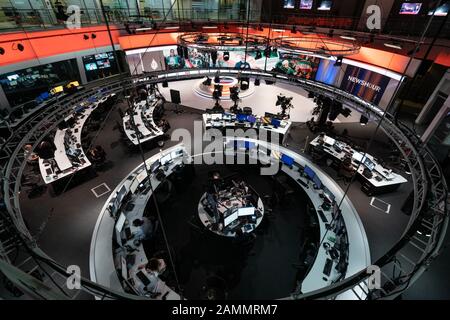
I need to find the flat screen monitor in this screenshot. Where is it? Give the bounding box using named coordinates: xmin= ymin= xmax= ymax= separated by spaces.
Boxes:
xmin=247 ymin=115 xmax=256 ymax=123
xmin=304 ymin=165 xmax=316 ymax=180
xmin=211 ymin=113 xmax=223 ymax=121
xmin=318 ymin=0 xmax=332 ymax=10
xmin=160 ymin=153 xmax=172 ymax=165
xmin=115 ymin=213 xmax=127 ymax=234
xmin=324 ymin=136 xmax=336 ymax=146
xmin=352 ymin=152 xmax=364 ymax=163
xmin=129 ymin=178 xmax=140 ymax=194
xmin=116 ymin=185 xmax=128 ymax=204
xmin=283 ymin=0 xmax=295 ymax=9
xmin=281 ymin=154 xmax=294 ymax=167
xmin=363 ymin=157 xmax=375 ymax=171
xmin=224 ymin=210 xmax=239 ymax=227
xmin=300 ymin=0 xmax=313 ymax=9
xmin=428 ymin=2 xmax=449 ymax=16
xmin=135 ymin=170 xmax=147 ymax=184
xmin=323 ymin=187 xmax=335 ymax=203
xmin=238 ymin=207 xmax=255 ymax=216
xmin=237 ymin=113 xmax=247 ymax=122
xmin=313 ymin=174 xmax=322 ymax=188
xmin=85 ymin=63 xmax=98 ymax=71
xmin=271 ymin=118 xmax=281 ymax=128
xmin=399 ymin=2 xmax=422 ymax=15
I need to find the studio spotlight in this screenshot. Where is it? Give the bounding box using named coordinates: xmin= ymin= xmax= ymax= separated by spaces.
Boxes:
xmin=328 ymin=29 xmax=334 ymax=38
xmin=341 ymin=107 xmax=352 ymax=117
xmin=83 ymin=34 xmax=89 ymax=40
xmin=0 ymin=47 xmax=4 ymax=55
xmin=254 ymin=78 xmax=260 ymax=86
xmin=334 ymin=56 xmax=343 ymax=67
xmin=360 ymin=114 xmax=369 ymax=125
xmin=307 ymin=91 xmax=314 ymax=99
xmin=255 ymin=49 xmax=262 ymax=60
xmin=223 ymin=51 xmax=230 ymax=61
xmin=91 ymin=33 xmax=96 ymax=39
xmin=202 ymin=76 xmax=212 ymax=86
xmin=162 ymin=81 xmax=168 ymax=88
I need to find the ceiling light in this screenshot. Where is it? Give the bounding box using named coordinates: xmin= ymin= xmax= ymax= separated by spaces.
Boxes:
xmin=384 ymin=42 xmax=402 ymax=50
xmin=340 ymin=35 xmax=356 ymax=41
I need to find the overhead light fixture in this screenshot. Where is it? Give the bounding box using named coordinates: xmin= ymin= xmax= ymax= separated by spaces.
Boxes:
xmin=164 ymin=26 xmax=179 ymax=30
xmin=202 ymin=26 xmax=217 ymax=29
xmin=83 ymin=34 xmax=89 ymax=40
xmin=340 ymin=35 xmax=356 ymax=41
xmin=14 ymin=43 xmax=24 ymax=51
xmin=0 ymin=47 xmax=4 ymax=55
xmin=136 ymin=27 xmax=153 ymax=31
xmin=273 ymin=29 xmax=285 ymax=32
xmin=360 ymin=114 xmax=369 ymax=125
xmin=91 ymin=33 xmax=96 ymax=39
xmin=334 ymin=56 xmax=343 ymax=67
xmin=384 ymin=42 xmax=402 ymax=50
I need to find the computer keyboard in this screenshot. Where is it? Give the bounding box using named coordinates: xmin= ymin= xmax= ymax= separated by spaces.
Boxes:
xmin=317 ymin=210 xmax=327 ymax=223
xmin=323 ymin=258 xmax=333 ymax=276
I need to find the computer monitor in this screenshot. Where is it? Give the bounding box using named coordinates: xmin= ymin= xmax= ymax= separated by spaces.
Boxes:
xmin=129 ymin=178 xmax=140 ymax=194
xmin=121 ymin=256 xmax=128 ymax=280
xmin=116 ymin=185 xmax=128 ymax=204
xmin=271 ymin=118 xmax=281 ymax=128
xmin=237 ymin=207 xmax=255 ymax=217
xmin=352 ymin=152 xmax=365 ymax=163
xmin=312 ymin=174 xmax=322 ymax=189
xmin=324 ymin=136 xmax=336 ymax=146
xmin=115 ymin=213 xmax=127 ymax=246
xmin=237 ymin=113 xmax=247 ymax=122
xmin=224 ymin=210 xmax=239 ymax=227
xmin=281 ymin=154 xmax=294 ymax=167
xmin=247 ymin=115 xmax=256 ymax=124
xmin=160 ymin=153 xmax=172 ymax=165
xmin=363 ymin=157 xmax=375 ymax=171
xmin=304 ymin=165 xmax=316 ymax=180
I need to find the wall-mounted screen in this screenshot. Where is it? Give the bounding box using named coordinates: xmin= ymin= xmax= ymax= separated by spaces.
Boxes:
xmin=399 ymin=2 xmax=422 ymax=14
xmin=315 ymin=59 xmax=343 ymax=86
xmin=318 ymin=0 xmax=332 ymax=10
xmin=82 ymin=51 xmax=119 ymax=82
xmin=300 ymin=0 xmax=313 ymax=9
xmin=428 ymin=2 xmax=449 ymax=16
xmin=272 ymin=52 xmax=320 ymax=79
xmin=340 ymin=65 xmax=391 ymax=105
xmin=283 ymin=0 xmax=295 ymax=9
xmin=85 ymin=63 xmax=97 ymax=71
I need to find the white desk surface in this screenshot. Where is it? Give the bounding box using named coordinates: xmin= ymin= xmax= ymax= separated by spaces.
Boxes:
xmin=38 ymin=93 xmax=115 ymax=184
xmin=123 ymin=98 xmax=164 ymax=145
xmin=90 ymin=143 xmax=189 ymax=300
xmin=203 ymin=114 xmax=292 ymax=136
xmin=310 ymin=136 xmax=408 ymax=188
xmin=224 ymin=137 xmax=371 ymax=299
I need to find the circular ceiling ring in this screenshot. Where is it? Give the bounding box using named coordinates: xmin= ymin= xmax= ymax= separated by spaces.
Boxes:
xmin=273 ymin=36 xmax=361 ymax=57
xmin=178 ymin=32 xmax=269 ymax=51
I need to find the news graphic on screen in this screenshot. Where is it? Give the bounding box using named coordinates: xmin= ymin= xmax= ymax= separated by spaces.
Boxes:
xmin=85 ymin=63 xmax=97 ymax=71
xmin=428 ymin=1 xmax=449 ymax=16
xmin=212 ymin=50 xmax=278 ymax=70
xmin=318 ymin=0 xmax=332 ymax=10
xmin=283 ymin=0 xmax=295 ymax=9
xmin=164 ymin=47 xmax=185 ymax=70
xmin=185 ymin=47 xmax=210 ymax=68
xmin=340 ymin=66 xmax=390 ymax=105
xmin=272 ymin=52 xmax=320 ymax=79
xmin=300 ymin=0 xmax=313 ymax=9
xmin=399 ymin=2 xmax=422 ymax=14
xmin=315 ymin=59 xmax=343 ymax=86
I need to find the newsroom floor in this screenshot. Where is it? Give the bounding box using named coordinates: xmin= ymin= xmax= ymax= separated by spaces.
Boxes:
xmin=17 ymin=99 xmax=448 ymax=299
xmin=148 ymin=163 xmax=315 ymax=300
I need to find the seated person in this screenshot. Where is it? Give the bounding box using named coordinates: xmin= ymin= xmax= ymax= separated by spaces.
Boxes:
xmin=88 ymin=145 xmax=106 ymax=163
xmin=133 ymin=216 xmax=158 ymax=241
xmin=23 ymin=144 xmax=39 ymax=163
xmin=146 ymin=257 xmax=167 ymax=276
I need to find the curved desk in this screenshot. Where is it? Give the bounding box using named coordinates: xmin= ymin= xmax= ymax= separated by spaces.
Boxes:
xmin=224 ymin=137 xmax=371 ymax=299
xmin=38 ymin=93 xmax=116 ymax=184
xmin=122 ymin=95 xmax=164 ymax=145
xmin=90 ymin=143 xmax=190 ymax=299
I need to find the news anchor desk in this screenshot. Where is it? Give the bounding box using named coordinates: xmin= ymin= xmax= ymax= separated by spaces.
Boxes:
xmin=122 ymin=95 xmax=164 ymax=145
xmin=309 ymin=135 xmax=408 ymax=195
xmin=203 ymin=113 xmax=292 ymax=144
xmin=90 ymin=143 xmax=190 ymax=300
xmin=39 ymin=93 xmax=116 ymax=184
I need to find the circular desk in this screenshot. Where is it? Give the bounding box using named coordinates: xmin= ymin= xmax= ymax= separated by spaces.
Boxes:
xmin=194 ymin=76 xmax=255 ymax=100
xmin=197 ymin=187 xmax=264 ymax=237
